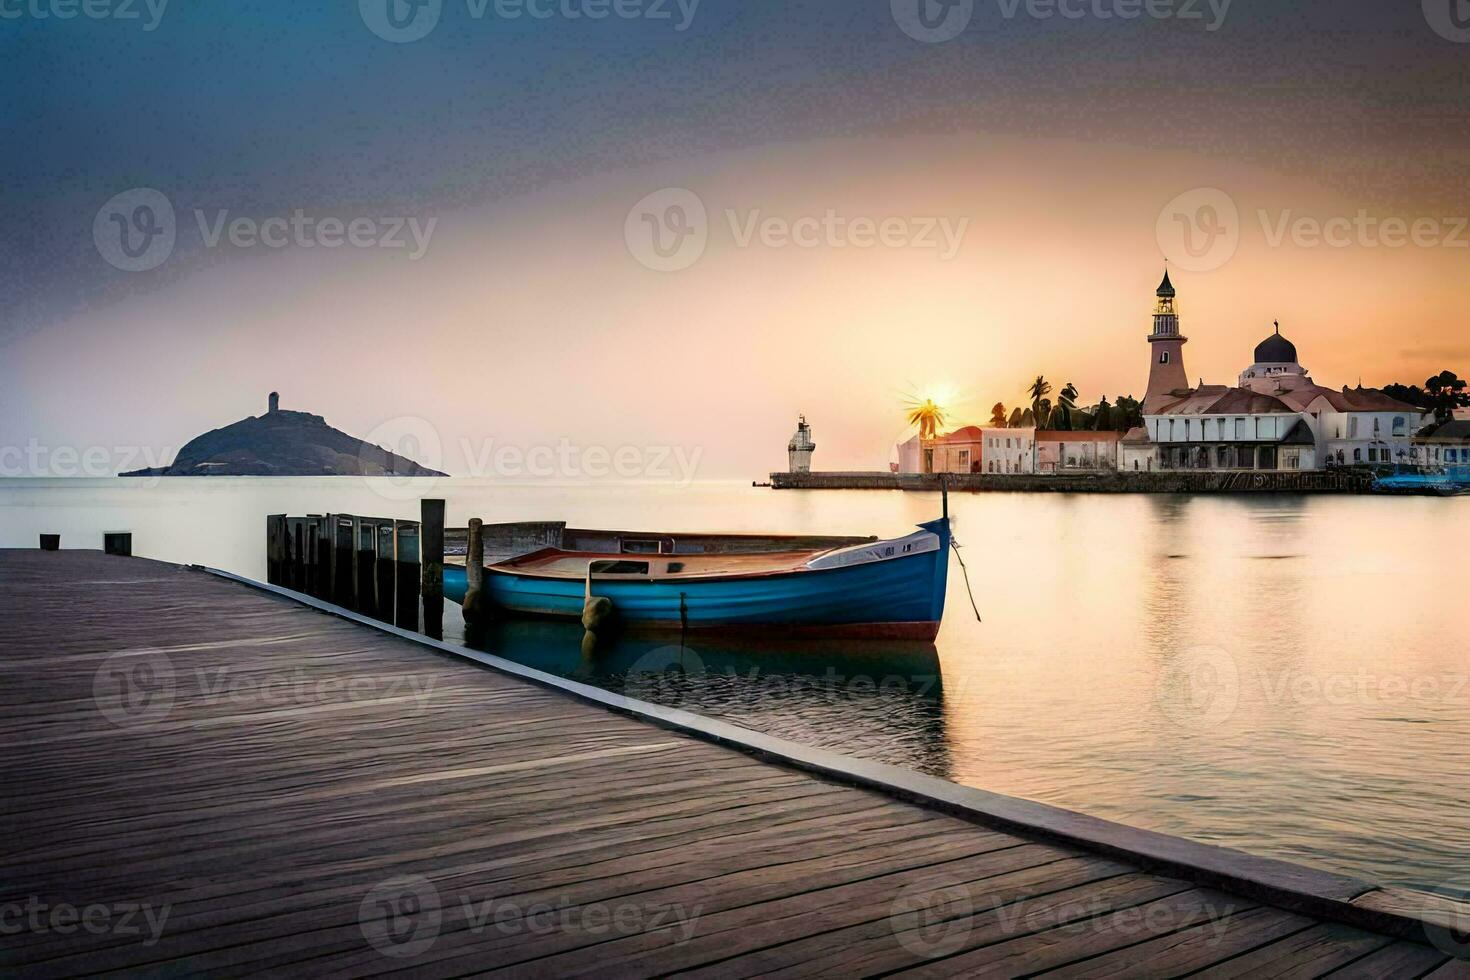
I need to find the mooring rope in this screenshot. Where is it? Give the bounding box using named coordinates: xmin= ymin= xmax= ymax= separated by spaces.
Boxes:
xmin=950 ymin=537 xmax=983 ymax=623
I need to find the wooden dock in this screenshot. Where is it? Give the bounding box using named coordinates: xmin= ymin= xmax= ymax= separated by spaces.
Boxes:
xmin=2 ymin=549 xmax=1465 ymax=978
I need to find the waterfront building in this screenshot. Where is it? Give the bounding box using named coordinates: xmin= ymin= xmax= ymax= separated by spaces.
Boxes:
xmin=895 ymin=426 xmax=1035 ymax=474
xmin=1035 ymin=431 xmax=1120 ymax=473
xmin=787 ymin=416 xmax=815 ymax=473
xmin=1133 ymin=273 xmax=1425 ymax=472
xmin=1413 ymin=420 xmax=1470 ymax=466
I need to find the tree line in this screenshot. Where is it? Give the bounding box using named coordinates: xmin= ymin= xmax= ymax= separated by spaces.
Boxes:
xmin=985 ymin=376 xmax=1144 ymax=432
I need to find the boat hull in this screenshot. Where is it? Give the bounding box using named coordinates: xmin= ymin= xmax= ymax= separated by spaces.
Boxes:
xmin=443 ymin=519 xmax=950 ymax=640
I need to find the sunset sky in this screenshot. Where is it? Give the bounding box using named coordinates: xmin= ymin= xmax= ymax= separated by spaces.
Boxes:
xmin=4 ymin=0 xmax=1468 ymax=476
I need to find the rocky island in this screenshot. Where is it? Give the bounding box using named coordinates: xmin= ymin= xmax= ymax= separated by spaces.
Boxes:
xmin=122 ymin=393 xmax=446 ymax=478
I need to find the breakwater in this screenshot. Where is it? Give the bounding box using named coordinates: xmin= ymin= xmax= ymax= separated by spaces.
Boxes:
xmin=769 ymin=471 xmax=1376 ymax=493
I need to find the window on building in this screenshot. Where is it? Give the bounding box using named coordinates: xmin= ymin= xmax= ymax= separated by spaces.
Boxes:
xmin=1160 ymin=351 xmax=1171 ymax=364
xmin=1216 ymin=445 xmax=1231 ymax=468
xmin=1349 ymin=417 xmax=1359 ymax=439
xmin=1235 ymin=418 xmax=1246 ymax=439
xmin=957 ymin=450 xmax=969 ymax=470
xmin=1353 ymin=448 xmax=1362 ymax=463
xmin=1393 ymin=416 xmax=1406 ymax=436
xmin=1373 ymin=418 xmax=1381 ymax=436
xmin=1449 ymin=449 xmax=1460 ymax=463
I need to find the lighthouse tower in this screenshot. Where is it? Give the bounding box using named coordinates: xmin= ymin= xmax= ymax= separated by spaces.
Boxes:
xmin=1144 ymin=271 xmax=1190 ymax=412
xmin=787 ymin=416 xmax=816 ymax=473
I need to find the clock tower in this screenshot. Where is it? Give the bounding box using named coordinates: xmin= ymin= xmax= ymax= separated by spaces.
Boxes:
xmin=1144 ymin=270 xmax=1190 ymax=412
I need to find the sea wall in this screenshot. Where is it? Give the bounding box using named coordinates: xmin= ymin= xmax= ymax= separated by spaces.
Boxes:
xmin=768 ymin=471 xmax=1376 ymax=494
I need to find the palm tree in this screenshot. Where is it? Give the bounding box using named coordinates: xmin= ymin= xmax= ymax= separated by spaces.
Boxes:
xmin=1028 ymin=376 xmax=1052 ymax=427
xmin=1055 ymin=382 xmax=1080 ymax=430
xmin=905 ymin=399 xmax=947 ymax=440
xmin=1008 ymin=407 xmax=1025 ymax=428
xmin=990 ymin=402 xmax=1008 ymax=427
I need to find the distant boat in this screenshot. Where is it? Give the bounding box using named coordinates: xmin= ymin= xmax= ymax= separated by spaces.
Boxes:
xmin=443 ymin=514 xmax=951 ymax=640
xmin=1373 ymin=466 xmax=1470 ymax=496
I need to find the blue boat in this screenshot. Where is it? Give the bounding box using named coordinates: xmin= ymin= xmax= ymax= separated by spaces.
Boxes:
xmin=1373 ymin=465 xmax=1470 ymax=496
xmin=444 ymin=516 xmax=951 ymax=640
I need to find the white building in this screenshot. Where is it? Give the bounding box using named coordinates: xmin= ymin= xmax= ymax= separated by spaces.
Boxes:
xmin=787 ymin=416 xmax=815 ymax=473
xmin=1133 ymin=275 xmax=1425 ymax=472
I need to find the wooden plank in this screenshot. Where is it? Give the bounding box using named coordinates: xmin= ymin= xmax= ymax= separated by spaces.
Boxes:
xmin=1320 ymin=939 xmax=1450 ymax=978
xmin=0 ymin=551 xmax=1441 ymax=977
xmin=1188 ymin=922 xmax=1394 ymax=979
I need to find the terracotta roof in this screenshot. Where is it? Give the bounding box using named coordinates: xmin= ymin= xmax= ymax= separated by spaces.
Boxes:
xmin=1035 ymin=430 xmax=1121 ymax=442
xmin=1417 ymin=420 xmax=1470 ymax=443
xmin=1152 ymin=386 xmax=1295 ymax=416
xmin=1121 ymin=426 xmax=1151 ymax=444
xmin=934 ymin=426 xmax=984 ymax=443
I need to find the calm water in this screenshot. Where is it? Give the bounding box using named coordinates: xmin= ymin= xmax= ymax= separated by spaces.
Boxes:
xmin=4 ymin=478 xmax=1468 ymax=892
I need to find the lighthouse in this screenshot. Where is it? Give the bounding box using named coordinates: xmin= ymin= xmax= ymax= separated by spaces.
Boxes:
xmin=1143 ymin=270 xmax=1191 ymax=413
xmin=787 ymin=416 xmax=816 ymax=473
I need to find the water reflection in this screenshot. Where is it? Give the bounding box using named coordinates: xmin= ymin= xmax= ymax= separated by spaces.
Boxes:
xmin=6 ymin=479 xmax=1470 ymax=892
xmin=460 ymin=619 xmax=954 ymax=780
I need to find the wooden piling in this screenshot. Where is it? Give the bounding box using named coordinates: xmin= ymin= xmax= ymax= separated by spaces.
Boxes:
xmin=420 ymin=499 xmax=445 ymax=640
xmin=285 ymin=517 xmax=307 ymax=592
xmin=373 ymin=519 xmax=396 ymax=623
xmin=332 ymin=515 xmax=355 ymax=607
xmin=103 ymin=532 xmax=132 ymax=558
xmin=463 ymin=517 xmax=486 ymax=623
xmin=353 ymin=517 xmax=375 ymax=615
xmin=265 ymin=516 xmax=285 ymax=584
xmin=312 ymin=515 xmax=332 ymax=600
xmin=393 ymin=520 xmax=421 ymax=630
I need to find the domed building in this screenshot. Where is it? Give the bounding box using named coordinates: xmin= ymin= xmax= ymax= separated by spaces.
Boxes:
xmin=1130 ymin=273 xmax=1427 ymax=473
xmin=1239 ymin=323 xmax=1314 ymax=394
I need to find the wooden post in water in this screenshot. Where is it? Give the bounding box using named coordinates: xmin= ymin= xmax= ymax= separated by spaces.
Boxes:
xmin=420 ymin=499 xmax=445 ymax=640
xmin=374 ymin=519 xmax=396 ymax=623
xmin=303 ymin=517 xmax=320 ymax=596
xmin=332 ymin=515 xmax=355 ymax=607
xmin=393 ymin=520 xmax=421 ymax=630
xmin=314 ymin=516 xmax=333 ymax=600
xmin=353 ymin=517 xmax=375 ymax=614
xmin=266 ymin=516 xmax=285 ymax=584
xmin=463 ymin=517 xmax=487 ymax=624
xmin=286 ymin=517 xmax=307 ymax=591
